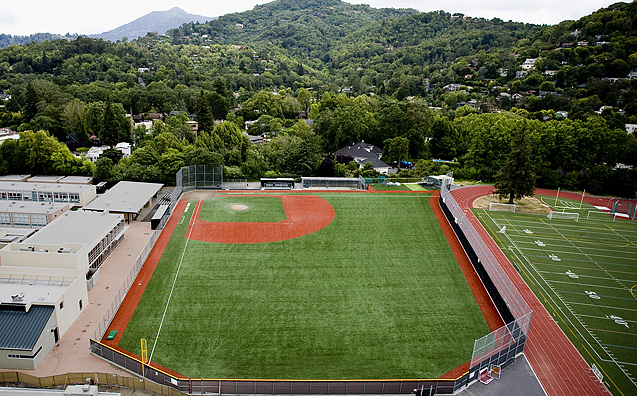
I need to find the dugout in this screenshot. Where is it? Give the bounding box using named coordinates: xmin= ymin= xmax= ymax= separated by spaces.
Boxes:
xmin=302 ymin=176 xmax=366 ymax=190
xmin=260 ymin=178 xmax=295 ymax=189
xmin=150 ymin=204 xmax=170 ymax=230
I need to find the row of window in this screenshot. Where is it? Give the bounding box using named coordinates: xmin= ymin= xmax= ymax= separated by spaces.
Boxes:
xmin=0 ymin=191 xmax=80 ymax=203
xmin=88 ymin=219 xmax=125 ymax=268
xmin=8 ymin=346 xmax=42 ymax=359
xmin=0 ymin=212 xmax=48 ymax=227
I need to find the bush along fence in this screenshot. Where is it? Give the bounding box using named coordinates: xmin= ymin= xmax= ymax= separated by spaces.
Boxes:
xmin=439 ymin=177 xmax=533 ymax=383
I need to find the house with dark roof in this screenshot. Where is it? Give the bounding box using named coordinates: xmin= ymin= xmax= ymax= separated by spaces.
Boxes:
xmin=333 ymin=141 xmax=392 ymax=174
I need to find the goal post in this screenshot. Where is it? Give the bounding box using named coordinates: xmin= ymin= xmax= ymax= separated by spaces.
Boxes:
xmin=547 ymin=211 xmax=579 ymax=222
xmin=489 ymin=203 xmax=516 ymax=213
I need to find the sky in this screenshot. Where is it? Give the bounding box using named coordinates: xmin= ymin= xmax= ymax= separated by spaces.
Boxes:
xmin=0 ymin=0 xmax=620 ymax=36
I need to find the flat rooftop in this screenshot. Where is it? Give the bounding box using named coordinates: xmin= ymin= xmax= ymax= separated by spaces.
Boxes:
xmin=59 ymin=176 xmax=93 ymax=184
xmin=83 ymin=181 xmax=163 ymax=214
xmin=0 ymin=175 xmax=30 ymax=182
xmin=0 ymin=228 xmax=35 ymax=244
xmin=24 ymin=211 xmax=123 ymax=246
xmin=27 ymin=175 xmax=64 ymax=183
xmin=0 ymin=201 xmax=68 ymax=214
xmin=0 ymin=181 xmax=95 ymax=193
xmin=0 ymin=268 xmax=76 ymax=306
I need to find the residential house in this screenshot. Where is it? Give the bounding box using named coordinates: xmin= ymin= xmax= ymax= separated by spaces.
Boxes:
xmin=333 ymin=142 xmax=392 ymax=174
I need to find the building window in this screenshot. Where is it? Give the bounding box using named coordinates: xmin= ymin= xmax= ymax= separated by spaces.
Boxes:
xmin=22 ymin=191 xmax=36 ymax=201
xmin=8 ymin=191 xmax=21 ymax=200
xmin=13 ymin=213 xmax=30 ymax=226
xmin=31 ymin=214 xmax=48 ymax=227
xmin=0 ymin=191 xmax=6 ymax=200
xmin=78 ymin=299 xmax=83 ymax=311
xmin=59 ymin=300 xmax=64 ymax=309
xmin=0 ymin=212 xmax=11 ymax=225
xmin=69 ymin=193 xmax=80 ymax=203
xmin=8 ymin=346 xmax=42 ymax=359
xmin=53 ymin=192 xmax=68 ymax=202
xmin=38 ymin=191 xmax=52 ymax=201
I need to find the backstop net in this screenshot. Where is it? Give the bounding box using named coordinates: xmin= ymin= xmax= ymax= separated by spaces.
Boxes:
xmin=179 ymin=165 xmax=223 ymax=191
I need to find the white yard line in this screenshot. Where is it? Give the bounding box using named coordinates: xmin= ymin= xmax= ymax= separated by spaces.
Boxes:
xmin=481 ymin=210 xmax=637 ymax=387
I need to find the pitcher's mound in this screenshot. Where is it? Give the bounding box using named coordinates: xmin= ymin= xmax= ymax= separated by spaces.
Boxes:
xmin=230 ymin=204 xmax=249 ymax=211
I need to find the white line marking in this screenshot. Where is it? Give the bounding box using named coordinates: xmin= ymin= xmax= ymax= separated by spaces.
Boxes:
xmin=149 ymin=200 xmax=200 ymax=362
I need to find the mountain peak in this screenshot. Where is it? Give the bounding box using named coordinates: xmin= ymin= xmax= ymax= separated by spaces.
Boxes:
xmin=93 ymin=7 xmax=215 ymax=42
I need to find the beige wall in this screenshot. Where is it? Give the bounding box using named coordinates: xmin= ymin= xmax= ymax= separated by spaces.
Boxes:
xmin=54 ymin=273 xmax=89 ymax=337
xmin=0 ymin=244 xmax=88 ymax=271
xmin=79 ymin=187 xmax=97 ymax=206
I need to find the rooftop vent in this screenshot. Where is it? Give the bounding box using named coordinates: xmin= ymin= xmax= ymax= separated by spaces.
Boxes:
xmin=11 ymin=292 xmax=24 ymax=302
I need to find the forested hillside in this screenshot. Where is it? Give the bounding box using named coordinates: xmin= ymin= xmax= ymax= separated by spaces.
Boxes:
xmin=0 ymin=0 xmax=635 ymax=196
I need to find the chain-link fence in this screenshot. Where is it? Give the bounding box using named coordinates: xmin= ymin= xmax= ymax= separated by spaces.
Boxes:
xmin=439 ymin=178 xmax=532 ymax=384
xmin=180 ymin=165 xmax=223 ymax=191
xmin=90 ymin=338 xmax=465 ymax=395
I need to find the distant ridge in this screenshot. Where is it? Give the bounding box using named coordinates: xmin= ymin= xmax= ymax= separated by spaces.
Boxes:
xmin=92 ymin=7 xmax=216 ymax=42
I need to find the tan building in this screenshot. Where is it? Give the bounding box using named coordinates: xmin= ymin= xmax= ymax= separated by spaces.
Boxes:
xmin=0 ymin=181 xmax=97 ymax=207
xmin=83 ymin=181 xmax=163 ymax=222
xmin=0 ymin=266 xmax=87 ymax=370
xmin=0 ymin=200 xmax=69 ymax=229
xmin=0 ymin=211 xmax=125 ymax=275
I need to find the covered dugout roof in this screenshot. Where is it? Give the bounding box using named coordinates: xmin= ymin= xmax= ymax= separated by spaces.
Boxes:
xmin=0 ymin=305 xmax=54 ymax=350
xmin=83 ymin=181 xmax=163 ymax=214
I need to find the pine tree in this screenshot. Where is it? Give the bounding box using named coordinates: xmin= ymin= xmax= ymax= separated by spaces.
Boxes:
xmin=195 ymin=91 xmax=214 ymax=133
xmin=23 ymin=81 xmax=39 ymax=122
xmin=495 ymin=123 xmax=536 ymax=204
xmin=99 ymin=95 xmax=120 ymax=148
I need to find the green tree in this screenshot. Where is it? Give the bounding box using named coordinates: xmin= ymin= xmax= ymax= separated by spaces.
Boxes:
xmin=494 ymin=124 xmax=536 ymax=204
xmin=383 ymin=136 xmax=409 ymax=168
xmin=99 ymin=95 xmax=120 ymax=148
xmin=196 ymin=91 xmax=214 ymax=133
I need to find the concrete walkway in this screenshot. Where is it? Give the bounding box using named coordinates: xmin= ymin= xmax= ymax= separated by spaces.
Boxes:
xmin=458 ymin=355 xmax=546 ymax=396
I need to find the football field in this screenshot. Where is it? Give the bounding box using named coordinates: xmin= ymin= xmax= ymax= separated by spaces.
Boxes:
xmin=118 ymin=192 xmax=490 ymax=380
xmin=475 ymin=203 xmax=637 ymax=396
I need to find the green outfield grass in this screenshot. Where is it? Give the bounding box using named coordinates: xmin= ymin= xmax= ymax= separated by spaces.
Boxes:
xmin=198 ymin=195 xmax=286 ymax=222
xmin=120 ymin=193 xmax=490 ymax=379
xmin=475 ymin=199 xmax=637 ymax=396
xmin=370 ymin=183 xmax=411 ymax=191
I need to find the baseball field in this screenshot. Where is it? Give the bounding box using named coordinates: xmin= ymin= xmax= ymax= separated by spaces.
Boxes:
xmin=116 ymin=192 xmax=491 ymax=380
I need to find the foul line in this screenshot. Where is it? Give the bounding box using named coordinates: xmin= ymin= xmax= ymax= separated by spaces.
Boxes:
xmin=149 ymin=199 xmax=201 ymax=362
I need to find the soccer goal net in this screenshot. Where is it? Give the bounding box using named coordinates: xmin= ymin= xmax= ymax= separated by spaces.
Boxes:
xmin=586 ymin=211 xmax=615 ymax=221
xmin=489 ymin=203 xmax=516 ymax=213
xmin=547 ymin=211 xmax=579 ymax=222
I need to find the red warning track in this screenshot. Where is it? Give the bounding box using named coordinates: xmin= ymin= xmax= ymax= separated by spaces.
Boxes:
xmin=187 ymin=195 xmax=335 ymax=244
xmin=101 ymin=199 xmax=190 ymax=379
xmin=451 ymin=185 xmax=610 ymax=395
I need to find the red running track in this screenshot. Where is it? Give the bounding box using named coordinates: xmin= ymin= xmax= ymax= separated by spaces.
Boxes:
xmin=450 ymin=185 xmax=610 ymax=396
